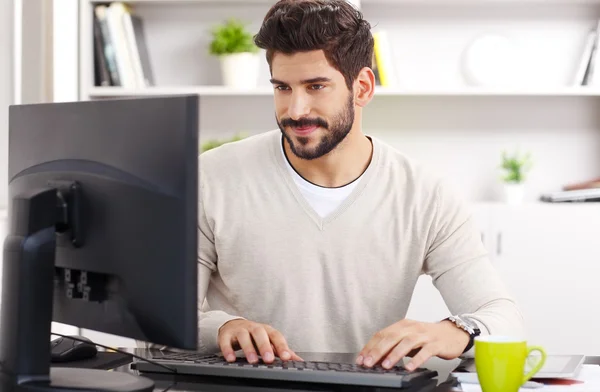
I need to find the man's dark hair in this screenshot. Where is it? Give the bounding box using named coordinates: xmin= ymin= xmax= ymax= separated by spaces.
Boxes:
xmin=254 ymin=0 xmax=373 ymax=90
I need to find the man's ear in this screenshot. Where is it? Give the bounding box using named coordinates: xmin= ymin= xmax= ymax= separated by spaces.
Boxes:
xmin=354 ymin=67 xmax=376 ymax=107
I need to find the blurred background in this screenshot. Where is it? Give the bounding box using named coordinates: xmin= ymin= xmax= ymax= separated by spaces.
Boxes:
xmin=1 ymin=0 xmax=600 ymax=360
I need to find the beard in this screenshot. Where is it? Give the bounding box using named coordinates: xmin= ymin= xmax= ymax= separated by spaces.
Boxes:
xmin=277 ymin=93 xmax=355 ymax=160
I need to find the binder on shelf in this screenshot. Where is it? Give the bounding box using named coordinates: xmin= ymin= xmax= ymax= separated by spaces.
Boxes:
xmin=540 ymin=188 xmax=600 ymax=203
xmin=373 ymin=30 xmax=398 ymax=87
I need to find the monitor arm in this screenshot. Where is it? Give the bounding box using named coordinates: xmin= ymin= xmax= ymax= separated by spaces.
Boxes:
xmin=0 ymin=183 xmax=153 ymax=392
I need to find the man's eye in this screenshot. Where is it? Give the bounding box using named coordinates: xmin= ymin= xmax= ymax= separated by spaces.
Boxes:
xmin=310 ymin=84 xmax=324 ymax=90
xmin=275 ymin=86 xmax=290 ymax=91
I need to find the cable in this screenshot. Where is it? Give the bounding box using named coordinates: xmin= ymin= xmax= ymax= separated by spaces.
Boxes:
xmin=160 ymin=384 xmax=175 ymax=392
xmin=51 ymin=333 xmax=177 ymax=374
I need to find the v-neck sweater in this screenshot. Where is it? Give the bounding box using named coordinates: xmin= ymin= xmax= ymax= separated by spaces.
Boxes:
xmin=196 ymin=129 xmax=525 ymax=355
xmin=279 ymin=136 xmax=364 ymax=218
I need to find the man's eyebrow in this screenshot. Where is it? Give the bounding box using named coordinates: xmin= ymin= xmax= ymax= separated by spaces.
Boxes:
xmin=269 ymin=77 xmax=332 ymax=85
xmin=300 ymin=77 xmax=331 ymax=84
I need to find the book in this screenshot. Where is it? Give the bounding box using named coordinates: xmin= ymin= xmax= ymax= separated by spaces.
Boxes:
xmin=93 ymin=2 xmax=154 ymax=88
xmin=573 ymin=29 xmax=597 ymax=86
xmin=373 ymin=31 xmax=398 ymax=87
xmin=94 ymin=5 xmax=121 ymax=87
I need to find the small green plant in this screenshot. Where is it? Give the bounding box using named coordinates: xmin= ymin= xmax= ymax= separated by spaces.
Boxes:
xmin=209 ymin=19 xmax=258 ymax=56
xmin=499 ymin=150 xmax=532 ymax=184
xmin=201 ymin=133 xmax=247 ymax=153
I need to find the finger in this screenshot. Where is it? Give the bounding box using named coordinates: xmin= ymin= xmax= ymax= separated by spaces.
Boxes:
xmin=270 ymin=342 xmax=305 ymax=361
xmin=249 ymin=326 xmax=275 ymax=363
xmin=356 ymin=332 xmax=384 ymax=365
xmin=363 ymin=332 xmax=403 ymax=368
xmin=236 ymin=330 xmax=259 ymax=364
xmin=218 ymin=332 xmax=237 ymax=362
xmin=381 ymin=335 xmax=427 ymax=369
xmin=267 ymin=328 xmax=294 ymax=361
xmin=290 ymin=351 xmax=304 ymax=361
xmin=406 ymin=345 xmax=435 ymax=372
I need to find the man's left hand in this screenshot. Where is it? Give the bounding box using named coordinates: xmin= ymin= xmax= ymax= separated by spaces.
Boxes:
xmin=356 ymin=319 xmax=470 ymax=371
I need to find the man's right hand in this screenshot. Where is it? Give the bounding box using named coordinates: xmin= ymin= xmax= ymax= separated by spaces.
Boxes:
xmin=218 ymin=319 xmax=303 ymax=364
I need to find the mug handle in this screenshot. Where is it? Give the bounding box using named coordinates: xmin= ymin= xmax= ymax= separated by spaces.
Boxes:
xmin=522 ymin=345 xmax=547 ymax=384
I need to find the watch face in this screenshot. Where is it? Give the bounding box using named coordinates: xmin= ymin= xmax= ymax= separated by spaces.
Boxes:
xmin=454 ymin=316 xmax=478 ymax=333
xmin=462 ymin=318 xmax=480 ymax=333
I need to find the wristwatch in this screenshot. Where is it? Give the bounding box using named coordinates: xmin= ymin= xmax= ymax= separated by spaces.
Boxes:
xmin=444 ymin=315 xmax=481 ymax=353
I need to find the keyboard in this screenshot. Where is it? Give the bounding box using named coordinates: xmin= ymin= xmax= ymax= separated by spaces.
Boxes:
xmin=131 ymin=352 xmax=438 ymax=389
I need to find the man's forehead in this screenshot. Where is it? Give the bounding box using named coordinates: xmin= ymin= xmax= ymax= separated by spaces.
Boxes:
xmin=271 ymin=50 xmax=338 ymax=81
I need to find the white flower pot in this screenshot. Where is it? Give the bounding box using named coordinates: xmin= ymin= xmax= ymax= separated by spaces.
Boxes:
xmin=219 ymin=52 xmax=259 ymax=89
xmin=503 ymin=183 xmax=525 ymax=205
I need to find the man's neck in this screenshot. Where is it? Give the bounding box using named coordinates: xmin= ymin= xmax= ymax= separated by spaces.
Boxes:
xmin=284 ymin=130 xmax=373 ymax=188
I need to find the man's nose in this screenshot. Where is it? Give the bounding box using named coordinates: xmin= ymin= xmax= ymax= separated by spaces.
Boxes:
xmin=288 ymin=92 xmax=311 ymax=120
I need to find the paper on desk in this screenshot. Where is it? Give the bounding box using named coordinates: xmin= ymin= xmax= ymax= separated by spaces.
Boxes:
xmin=460 ymin=365 xmax=600 ymax=392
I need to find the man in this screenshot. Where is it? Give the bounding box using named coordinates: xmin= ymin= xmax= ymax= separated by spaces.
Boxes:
xmin=197 ymin=0 xmax=525 ymax=372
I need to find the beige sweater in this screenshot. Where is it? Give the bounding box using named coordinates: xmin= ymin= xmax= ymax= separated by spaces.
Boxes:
xmin=196 ymin=130 xmax=525 ymax=355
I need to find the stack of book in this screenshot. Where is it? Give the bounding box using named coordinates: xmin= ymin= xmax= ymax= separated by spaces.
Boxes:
xmin=93 ymin=2 xmax=154 ymax=88
xmin=540 ymin=177 xmax=600 ymax=202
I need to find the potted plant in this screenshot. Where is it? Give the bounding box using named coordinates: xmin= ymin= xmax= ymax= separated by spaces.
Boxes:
xmin=209 ymin=19 xmax=259 ymax=88
xmin=499 ymin=149 xmax=532 ymax=204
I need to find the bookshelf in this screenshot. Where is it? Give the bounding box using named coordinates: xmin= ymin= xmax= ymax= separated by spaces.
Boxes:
xmin=77 ymin=0 xmax=600 ymax=203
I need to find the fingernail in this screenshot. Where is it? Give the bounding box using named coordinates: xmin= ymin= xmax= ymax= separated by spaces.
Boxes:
xmin=264 ymin=352 xmax=274 ymax=362
xmin=281 ymin=351 xmax=290 ymax=360
xmin=226 ymin=354 xmax=236 ymax=362
xmin=364 ymin=356 xmax=373 ymax=367
xmin=249 ymin=353 xmax=258 ymax=362
xmin=382 ymin=360 xmax=391 ymax=369
xmin=356 ymin=355 xmax=363 ymax=365
xmin=406 ymin=363 xmax=415 ymax=371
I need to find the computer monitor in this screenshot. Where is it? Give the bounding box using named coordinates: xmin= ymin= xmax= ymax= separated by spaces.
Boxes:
xmin=0 ymin=95 xmax=200 ymax=391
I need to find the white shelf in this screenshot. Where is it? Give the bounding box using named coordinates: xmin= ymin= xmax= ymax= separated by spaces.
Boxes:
xmin=376 ymin=87 xmax=600 ymax=96
xmin=87 ymin=86 xmax=600 ymax=98
xmin=87 ymin=86 xmax=274 ymax=97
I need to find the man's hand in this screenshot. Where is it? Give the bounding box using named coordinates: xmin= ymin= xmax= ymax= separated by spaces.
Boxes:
xmin=356 ymin=319 xmax=470 ymax=371
xmin=218 ymin=319 xmax=303 ymax=364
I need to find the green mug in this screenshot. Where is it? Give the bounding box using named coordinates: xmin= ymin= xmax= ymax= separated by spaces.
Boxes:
xmin=474 ymin=335 xmax=547 ymax=392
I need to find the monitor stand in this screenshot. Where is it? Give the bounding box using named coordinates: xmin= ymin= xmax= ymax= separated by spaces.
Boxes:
xmin=0 ymin=185 xmax=154 ymax=392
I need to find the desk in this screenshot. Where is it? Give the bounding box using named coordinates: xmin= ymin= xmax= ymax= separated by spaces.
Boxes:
xmin=111 ymin=351 xmax=600 ymax=392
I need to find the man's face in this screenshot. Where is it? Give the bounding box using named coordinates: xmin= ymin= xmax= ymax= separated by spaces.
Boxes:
xmin=270 ymin=50 xmax=355 ymax=160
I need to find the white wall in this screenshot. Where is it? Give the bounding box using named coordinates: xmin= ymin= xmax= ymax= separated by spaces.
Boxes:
xmin=364 ymin=96 xmax=600 ymax=203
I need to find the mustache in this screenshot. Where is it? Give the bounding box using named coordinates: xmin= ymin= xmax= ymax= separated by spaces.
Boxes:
xmin=281 ymin=117 xmax=328 ymax=129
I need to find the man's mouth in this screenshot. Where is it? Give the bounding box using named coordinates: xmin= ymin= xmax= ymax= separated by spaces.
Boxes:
xmin=292 ymin=125 xmax=319 ymax=135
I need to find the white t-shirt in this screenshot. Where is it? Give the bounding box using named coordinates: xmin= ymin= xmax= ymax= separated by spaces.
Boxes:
xmin=279 ymin=138 xmax=363 ymax=218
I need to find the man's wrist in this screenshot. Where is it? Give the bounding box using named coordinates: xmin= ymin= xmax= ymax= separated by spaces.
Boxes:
xmin=440 ymin=319 xmax=470 ymax=348
xmin=442 ymin=316 xmax=480 ymax=353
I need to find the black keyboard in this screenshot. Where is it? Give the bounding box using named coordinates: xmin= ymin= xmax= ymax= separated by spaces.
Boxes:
xmin=132 ymin=352 xmax=438 ymax=389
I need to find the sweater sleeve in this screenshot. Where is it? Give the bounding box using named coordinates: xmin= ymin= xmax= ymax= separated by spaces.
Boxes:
xmin=422 ymin=179 xmax=526 ymax=355
xmin=197 ymin=168 xmax=245 ymax=354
